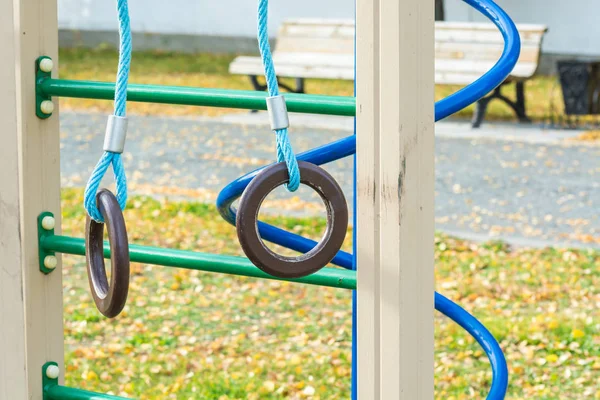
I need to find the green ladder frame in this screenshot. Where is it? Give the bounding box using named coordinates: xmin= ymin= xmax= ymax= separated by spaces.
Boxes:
xmin=37 ymin=57 xmax=357 ymax=398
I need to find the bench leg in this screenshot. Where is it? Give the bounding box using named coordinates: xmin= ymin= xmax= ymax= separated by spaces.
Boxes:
xmin=513 ymin=81 xmax=531 ymax=123
xmin=295 ymin=78 xmax=305 ymax=94
xmin=471 ymin=82 xmax=532 ymax=128
xmin=495 ymin=82 xmax=532 ymax=124
xmin=275 ymin=77 xmax=305 ymax=93
xmin=249 ymin=75 xmax=268 ymax=91
xmin=248 ymin=76 xmax=266 ymax=113
xmin=472 ymin=94 xmax=494 ymax=128
xmin=248 ymin=76 xmax=306 ymax=113
xmin=248 ymin=75 xmax=305 ymax=94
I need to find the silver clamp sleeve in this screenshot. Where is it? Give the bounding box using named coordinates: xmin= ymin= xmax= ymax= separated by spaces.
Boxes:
xmin=266 ymin=95 xmax=290 ymax=131
xmin=103 ymin=115 xmax=128 ymax=153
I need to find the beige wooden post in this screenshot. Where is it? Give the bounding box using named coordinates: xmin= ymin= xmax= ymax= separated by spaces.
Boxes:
xmin=0 ymin=0 xmax=63 ymax=399
xmin=356 ymin=0 xmax=435 ymax=397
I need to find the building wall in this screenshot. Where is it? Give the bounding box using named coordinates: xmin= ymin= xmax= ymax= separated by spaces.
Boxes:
xmin=59 ymin=0 xmax=599 ymax=70
xmin=445 ymin=0 xmax=600 ymax=57
xmin=58 ymin=0 xmax=354 ymax=37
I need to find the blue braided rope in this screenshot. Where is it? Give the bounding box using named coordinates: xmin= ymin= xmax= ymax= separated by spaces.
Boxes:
xmin=257 ymin=0 xmax=300 ymax=191
xmin=83 ymin=0 xmax=131 ymax=222
xmin=113 ymin=0 xmax=132 ymax=118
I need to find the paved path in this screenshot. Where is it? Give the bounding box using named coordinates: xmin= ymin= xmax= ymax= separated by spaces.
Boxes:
xmin=60 ymin=112 xmax=599 ymax=249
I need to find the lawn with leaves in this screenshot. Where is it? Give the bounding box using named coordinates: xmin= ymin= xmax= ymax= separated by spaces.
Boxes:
xmin=60 ymin=189 xmax=599 ymax=399
xmin=58 ymin=48 xmax=580 ymax=124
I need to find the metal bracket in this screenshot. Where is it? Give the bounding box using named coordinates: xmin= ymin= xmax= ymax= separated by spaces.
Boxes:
xmin=42 ymin=361 xmax=59 ymax=400
xmin=36 ymin=56 xmax=53 ymax=119
xmin=38 ymin=211 xmax=56 ymax=274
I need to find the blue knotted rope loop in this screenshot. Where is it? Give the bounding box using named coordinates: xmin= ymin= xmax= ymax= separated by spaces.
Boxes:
xmin=83 ymin=0 xmax=131 ymax=222
xmin=257 ymin=0 xmax=300 ymax=191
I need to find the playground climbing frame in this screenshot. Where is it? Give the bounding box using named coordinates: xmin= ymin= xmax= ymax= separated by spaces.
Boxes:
xmin=1 ymin=0 xmax=521 ymax=398
xmin=2 ymin=0 xmax=432 ymax=395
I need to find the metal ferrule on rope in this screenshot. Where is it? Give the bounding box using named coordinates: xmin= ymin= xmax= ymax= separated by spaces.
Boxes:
xmin=266 ymin=95 xmax=289 ymax=131
xmin=103 ymin=115 xmax=128 ymax=154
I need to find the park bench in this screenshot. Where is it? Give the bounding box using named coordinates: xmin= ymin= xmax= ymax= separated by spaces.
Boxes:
xmin=229 ymin=19 xmax=548 ymax=127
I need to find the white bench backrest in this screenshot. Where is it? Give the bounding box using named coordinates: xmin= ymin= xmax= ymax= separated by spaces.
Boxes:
xmin=275 ymin=19 xmax=354 ymax=55
xmin=435 ymin=22 xmax=548 ymax=85
xmin=230 ymin=19 xmax=547 ymax=84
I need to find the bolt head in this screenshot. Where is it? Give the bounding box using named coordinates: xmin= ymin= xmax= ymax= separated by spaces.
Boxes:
xmin=39 ymin=58 xmax=54 ymax=73
xmin=44 ymin=255 xmax=58 ymax=270
xmin=41 ymin=215 xmax=56 ymax=230
xmin=40 ymin=100 xmax=54 ymax=115
xmin=46 ymin=364 xmax=60 ymax=379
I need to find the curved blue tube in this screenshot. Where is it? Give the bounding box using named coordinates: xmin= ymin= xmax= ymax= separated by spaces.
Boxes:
xmin=217 ymin=0 xmax=516 ymax=398
xmin=436 ymin=0 xmax=520 ymax=121
xmin=436 ymin=293 xmax=509 ymax=399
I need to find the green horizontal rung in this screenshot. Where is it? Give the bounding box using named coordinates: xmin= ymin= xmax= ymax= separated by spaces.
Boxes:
xmin=45 ymin=385 xmax=129 ymax=400
xmin=43 ymin=362 xmax=130 ymax=400
xmin=41 ymin=235 xmax=356 ymax=290
xmin=38 ymin=78 xmax=356 ymax=117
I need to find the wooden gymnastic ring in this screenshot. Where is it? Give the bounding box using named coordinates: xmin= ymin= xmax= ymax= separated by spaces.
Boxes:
xmin=236 ymin=161 xmax=348 ymax=278
xmin=85 ymin=189 xmax=130 ymax=318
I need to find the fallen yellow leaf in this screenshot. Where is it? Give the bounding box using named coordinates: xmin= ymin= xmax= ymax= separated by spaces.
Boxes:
xmin=572 ymin=329 xmax=585 ymax=339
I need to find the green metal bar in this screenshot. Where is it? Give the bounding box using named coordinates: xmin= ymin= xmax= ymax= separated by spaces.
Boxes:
xmin=38 ymin=78 xmax=356 ymax=117
xmin=43 ymin=362 xmax=131 ymax=400
xmin=45 ymin=385 xmax=130 ymax=400
xmin=41 ymin=235 xmax=356 ymax=290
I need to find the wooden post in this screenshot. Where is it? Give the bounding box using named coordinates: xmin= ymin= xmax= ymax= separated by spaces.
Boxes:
xmin=0 ymin=0 xmax=63 ymax=399
xmin=356 ymin=0 xmax=435 ymax=397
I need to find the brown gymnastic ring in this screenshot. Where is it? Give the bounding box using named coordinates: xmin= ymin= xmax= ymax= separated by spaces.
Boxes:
xmin=236 ymin=161 xmax=348 ymax=278
xmin=85 ymin=189 xmax=130 ymax=318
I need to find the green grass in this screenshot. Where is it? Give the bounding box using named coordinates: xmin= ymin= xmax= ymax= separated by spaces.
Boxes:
xmin=59 ymin=188 xmax=600 ymax=399
xmin=56 ymin=47 xmax=580 ymax=125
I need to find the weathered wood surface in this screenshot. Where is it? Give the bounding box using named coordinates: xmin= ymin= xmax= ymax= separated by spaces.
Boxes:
xmin=0 ymin=0 xmax=63 ymax=398
xmin=356 ymin=0 xmax=435 ymax=397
